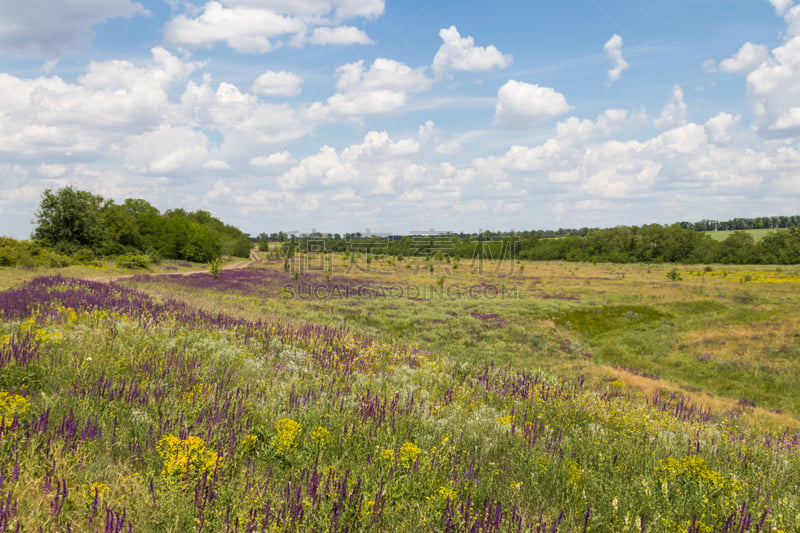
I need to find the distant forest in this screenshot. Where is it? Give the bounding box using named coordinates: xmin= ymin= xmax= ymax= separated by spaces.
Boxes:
xmin=258 ymin=215 xmax=800 ymax=265
xmin=4 ymin=187 xmax=798 ymax=267
xmin=29 ymin=186 xmax=251 ymax=262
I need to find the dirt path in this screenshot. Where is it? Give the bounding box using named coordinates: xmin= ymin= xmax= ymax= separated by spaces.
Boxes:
xmin=90 ymin=253 xmax=257 ymax=283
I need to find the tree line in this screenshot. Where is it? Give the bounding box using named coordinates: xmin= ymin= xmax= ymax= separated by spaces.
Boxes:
xmin=32 ymin=186 xmax=251 ymax=262
xmin=275 ymin=223 xmax=800 ymax=265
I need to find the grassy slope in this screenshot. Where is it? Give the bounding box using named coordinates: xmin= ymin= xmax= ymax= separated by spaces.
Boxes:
xmin=1 ymin=257 xmax=800 ymax=531
xmin=131 ymin=257 xmax=800 ymax=423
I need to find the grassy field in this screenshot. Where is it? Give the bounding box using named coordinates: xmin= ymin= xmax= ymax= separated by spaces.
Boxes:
xmin=702 ymin=229 xmax=776 ymax=242
xmin=1 ymin=255 xmax=800 ymax=531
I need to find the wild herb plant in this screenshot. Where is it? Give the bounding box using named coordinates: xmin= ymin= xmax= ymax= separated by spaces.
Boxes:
xmin=0 ymin=267 xmax=799 ymax=531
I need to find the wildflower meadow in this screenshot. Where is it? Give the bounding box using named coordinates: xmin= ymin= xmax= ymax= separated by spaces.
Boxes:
xmin=1 ymin=256 xmax=800 ymax=531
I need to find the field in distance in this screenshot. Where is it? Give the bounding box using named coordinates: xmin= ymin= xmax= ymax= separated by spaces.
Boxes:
xmin=2 ymin=254 xmax=800 ymax=530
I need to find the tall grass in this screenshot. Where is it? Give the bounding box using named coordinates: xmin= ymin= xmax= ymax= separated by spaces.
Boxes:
xmin=1 ymin=270 xmax=800 ymax=530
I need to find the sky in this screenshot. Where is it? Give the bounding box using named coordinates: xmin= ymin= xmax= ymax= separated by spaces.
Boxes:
xmin=1 ymin=0 xmax=799 ymax=239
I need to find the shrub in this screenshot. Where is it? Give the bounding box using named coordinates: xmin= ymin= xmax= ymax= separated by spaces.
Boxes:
xmin=115 ymin=254 xmax=152 ymax=270
xmin=208 ymin=257 xmax=223 ymax=278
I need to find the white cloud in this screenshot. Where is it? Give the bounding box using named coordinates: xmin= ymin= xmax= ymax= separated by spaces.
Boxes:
xmin=435 ymin=141 xmax=462 ymax=155
xmin=123 ymin=126 xmax=210 ymax=174
xmin=311 ymin=58 xmax=431 ymax=119
xmin=494 ymin=80 xmax=572 ymax=128
xmin=252 ymin=70 xmax=303 ymax=96
xmin=712 ymin=6 xmax=800 ymax=136
xmin=309 ymin=26 xmax=373 ymax=45
xmin=277 ymin=127 xmax=428 ymax=192
xmin=743 ymin=30 xmax=800 ymax=135
xmin=768 ymin=0 xmax=793 ymax=15
xmin=769 ymin=107 xmax=800 ymax=130
xmin=202 ymin=159 xmax=231 ymax=170
xmin=719 ymin=42 xmax=769 ymax=73
xmin=204 ymin=180 xmax=232 ymax=201
xmin=179 ymin=78 xmax=314 ymax=157
xmin=250 ymin=151 xmax=294 ymax=166
xmin=0 ymin=48 xmax=201 ymax=158
xmin=654 ymin=86 xmax=687 ymax=129
xmin=705 ymin=112 xmax=740 ymax=143
xmin=432 ymin=26 xmax=512 ymax=77
xmin=165 ymin=0 xmax=383 ymax=53
xmin=166 ymin=2 xmax=304 ymax=53
xmin=787 ymin=5 xmax=800 ymax=36
xmin=0 ymin=0 xmax=148 ymax=56
xmin=226 ymin=0 xmax=385 ymax=20
xmin=603 ymin=34 xmax=629 ymax=82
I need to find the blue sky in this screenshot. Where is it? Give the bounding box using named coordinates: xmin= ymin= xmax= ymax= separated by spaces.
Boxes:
xmin=1 ymin=0 xmax=799 ymax=239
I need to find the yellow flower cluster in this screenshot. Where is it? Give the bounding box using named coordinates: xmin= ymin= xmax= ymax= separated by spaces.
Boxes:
xmin=0 ymin=391 xmax=29 ymax=427
xmin=665 ymin=269 xmax=800 ymax=284
xmin=658 ymin=456 xmax=722 ymax=487
xmin=239 ymin=433 xmax=258 ymax=453
xmin=398 ymin=441 xmax=422 ymax=465
xmin=82 ymin=481 xmax=109 ymax=502
xmin=181 ymin=383 xmax=207 ymax=404
xmin=311 ymin=425 xmax=330 ymax=447
xmin=157 ymin=434 xmax=219 ymax=479
xmin=496 ymin=414 xmax=514 ymax=427
xmin=271 ymin=418 xmax=302 ymax=451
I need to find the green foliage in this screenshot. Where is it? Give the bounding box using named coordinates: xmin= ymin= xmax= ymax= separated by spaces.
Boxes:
xmin=115 ymin=254 xmax=152 ymax=270
xmin=208 ymin=257 xmax=223 ymax=278
xmin=3 ymin=275 xmax=800 ymax=530
xmin=555 ymin=305 xmax=670 ymax=339
xmin=666 ymin=268 xmax=683 ymax=281
xmin=29 ymin=187 xmax=251 ymax=264
xmin=277 ymin=221 xmax=800 ymax=266
xmin=157 ymin=210 xmax=222 ymax=263
xmin=0 ymin=237 xmax=74 ymax=267
xmin=32 ymin=186 xmax=106 ymax=253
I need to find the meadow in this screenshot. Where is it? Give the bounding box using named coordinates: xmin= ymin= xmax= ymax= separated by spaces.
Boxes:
xmin=1 ymin=253 xmax=799 ymax=531
xmin=702 ymin=230 xmax=774 ymax=243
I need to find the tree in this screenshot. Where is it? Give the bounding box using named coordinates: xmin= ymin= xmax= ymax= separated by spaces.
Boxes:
xmin=32 ymin=186 xmax=105 ymax=253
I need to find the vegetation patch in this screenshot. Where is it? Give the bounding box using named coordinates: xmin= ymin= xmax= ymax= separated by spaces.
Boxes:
xmin=554 ymin=305 xmax=670 ymax=338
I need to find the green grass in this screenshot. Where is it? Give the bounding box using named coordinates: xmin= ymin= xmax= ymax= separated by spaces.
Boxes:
xmin=2 ymin=260 xmax=800 ymax=530
xmin=702 ymin=228 xmax=776 ymax=242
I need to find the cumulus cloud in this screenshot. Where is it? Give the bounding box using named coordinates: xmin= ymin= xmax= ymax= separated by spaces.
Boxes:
xmin=277 ymin=127 xmax=428 ymax=194
xmin=224 ymin=0 xmax=385 ymax=21
xmin=309 ymin=58 xmax=431 ymax=119
xmin=705 ymin=112 xmax=740 ymax=143
xmin=768 ymin=0 xmax=793 ymax=15
xmin=0 ymin=48 xmax=202 ymax=158
xmin=654 ymin=86 xmax=687 ymax=129
xmin=165 ymin=0 xmax=380 ymax=53
xmin=473 ymin=109 xmax=783 ymax=215
xmin=0 ymin=0 xmax=148 ymax=56
xmin=719 ymin=6 xmax=800 ymax=136
xmin=165 ymin=2 xmax=303 ymax=53
xmin=309 ymin=26 xmax=373 ymax=45
xmin=719 ymin=42 xmax=769 ymax=73
xmin=202 ymin=159 xmax=232 ymax=170
xmin=252 ymin=70 xmax=303 ymax=96
xmin=250 ymin=151 xmax=294 ymax=166
xmin=603 ymin=34 xmax=629 ymax=82
xmin=432 ymin=26 xmax=512 ymax=77
xmin=494 ymin=80 xmax=572 ymax=128
xmin=178 ymin=76 xmax=315 ymax=155
xmin=124 ymin=126 xmax=210 ymax=174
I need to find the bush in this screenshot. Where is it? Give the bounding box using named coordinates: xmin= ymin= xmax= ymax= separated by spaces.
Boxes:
xmin=0 ymin=237 xmax=74 ymax=267
xmin=115 ymin=254 xmax=152 ymax=270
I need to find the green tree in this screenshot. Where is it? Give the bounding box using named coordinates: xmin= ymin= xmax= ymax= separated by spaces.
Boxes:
xmin=32 ymin=186 xmax=105 ymax=253
xmin=158 ymin=211 xmax=222 ymax=262
xmin=101 ymin=202 xmax=143 ymax=254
